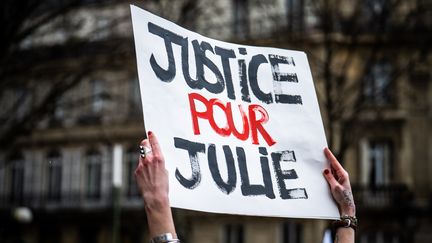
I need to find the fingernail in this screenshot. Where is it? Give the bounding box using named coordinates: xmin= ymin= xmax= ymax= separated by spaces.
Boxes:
xmin=148 ymin=131 xmax=153 ymax=136
xmin=324 ymin=169 xmax=330 ymax=175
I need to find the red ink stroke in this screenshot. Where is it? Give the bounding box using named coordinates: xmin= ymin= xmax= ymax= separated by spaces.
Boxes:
xmin=188 ymin=92 xmax=276 ymax=146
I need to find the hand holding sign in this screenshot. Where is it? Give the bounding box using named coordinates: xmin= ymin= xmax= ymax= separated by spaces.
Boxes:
xmin=135 ymin=131 xmax=177 ymax=239
xmin=323 ymin=148 xmax=356 ymax=217
xmin=134 ymin=136 xmax=356 ymax=242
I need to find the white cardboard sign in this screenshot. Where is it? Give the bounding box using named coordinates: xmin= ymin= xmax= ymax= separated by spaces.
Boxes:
xmin=131 ymin=5 xmax=339 ymax=219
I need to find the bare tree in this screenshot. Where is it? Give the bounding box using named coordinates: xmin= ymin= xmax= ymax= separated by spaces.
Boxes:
xmin=232 ymin=0 xmax=431 ymax=160
xmin=0 ymin=0 xmax=204 ymax=158
xmin=0 ymin=0 xmax=89 ymax=152
xmin=3 ymin=0 xmax=429 ymax=163
xmin=304 ymin=0 xmax=432 ymax=160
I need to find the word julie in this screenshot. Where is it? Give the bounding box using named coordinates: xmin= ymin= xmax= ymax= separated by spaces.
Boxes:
xmin=148 ymin=22 xmax=303 ymax=105
xmin=174 ymin=137 xmax=308 ymax=200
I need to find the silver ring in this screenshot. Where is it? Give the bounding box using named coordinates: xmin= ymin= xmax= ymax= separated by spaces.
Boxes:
xmin=139 ymin=145 xmax=152 ymax=158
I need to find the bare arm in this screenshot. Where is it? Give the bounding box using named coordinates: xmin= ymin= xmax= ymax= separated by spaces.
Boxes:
xmin=135 ymin=131 xmax=177 ymax=240
xmin=323 ymin=148 xmax=356 ymax=243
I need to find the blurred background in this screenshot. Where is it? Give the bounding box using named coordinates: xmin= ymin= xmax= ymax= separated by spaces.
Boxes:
xmin=0 ymin=0 xmax=431 ymax=243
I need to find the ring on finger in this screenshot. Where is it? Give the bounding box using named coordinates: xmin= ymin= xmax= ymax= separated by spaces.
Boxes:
xmin=139 ymin=145 xmax=152 ymax=158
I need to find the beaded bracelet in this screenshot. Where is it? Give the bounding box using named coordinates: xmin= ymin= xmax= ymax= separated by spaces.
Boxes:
xmin=332 ymin=215 xmax=358 ymax=231
xmin=150 ymin=233 xmax=180 ymax=243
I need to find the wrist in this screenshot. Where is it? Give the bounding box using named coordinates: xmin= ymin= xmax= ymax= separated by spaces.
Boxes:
xmin=144 ymin=193 xmax=170 ymax=212
xmin=340 ymin=205 xmax=356 ymax=217
xmin=333 ymin=215 xmax=358 ymax=231
xmin=145 ymin=199 xmax=177 ymax=239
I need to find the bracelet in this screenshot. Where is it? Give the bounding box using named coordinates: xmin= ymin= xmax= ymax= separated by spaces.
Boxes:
xmin=150 ymin=233 xmax=180 ymax=243
xmin=332 ymin=215 xmax=358 ymax=231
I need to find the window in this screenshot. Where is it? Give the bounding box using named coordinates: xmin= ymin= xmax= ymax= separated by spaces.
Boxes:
xmin=39 ymin=226 xmax=60 ymax=243
xmin=322 ymin=229 xmax=332 ymax=243
xmin=224 ymin=224 xmax=244 ymax=243
xmin=286 ymin=0 xmax=305 ymax=33
xmin=91 ymin=79 xmax=105 ymax=114
xmin=360 ymin=230 xmax=401 ymax=243
xmin=80 ymin=227 xmax=99 ymax=243
xmin=47 ymin=150 xmax=62 ymax=201
xmin=362 ymin=0 xmax=389 ymax=29
xmin=85 ymin=150 xmax=102 ymax=200
xmin=125 ymin=148 xmax=140 ymax=198
xmin=78 ymin=79 xmax=107 ymax=125
xmin=10 ymin=154 xmax=25 ymax=204
xmin=92 ymin=18 xmax=110 ymax=40
xmin=363 ymin=61 xmax=393 ymax=105
xmin=233 ymin=0 xmax=249 ymax=39
xmin=16 ymin=88 xmax=31 ymax=120
xmin=281 ymin=221 xmax=302 ymax=243
xmin=363 ymin=140 xmax=394 ymax=188
xmin=53 ymin=96 xmax=66 ymax=124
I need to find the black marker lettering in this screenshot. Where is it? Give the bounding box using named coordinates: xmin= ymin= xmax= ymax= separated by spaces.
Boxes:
xmin=192 ymin=40 xmax=225 ymax=94
xmin=271 ymin=150 xmax=308 ymax=199
xmin=268 ymin=54 xmax=303 ymax=105
xmin=148 ymin=22 xmax=185 ymax=82
xmin=215 ymin=46 xmax=236 ymax=99
xmin=174 ymin=137 xmax=205 ymax=189
xmin=208 ymin=144 xmax=237 ymax=194
xmin=248 ymin=54 xmax=273 ymax=104
xmin=238 ymin=59 xmax=251 ymax=102
xmin=237 ymin=147 xmax=275 ymax=199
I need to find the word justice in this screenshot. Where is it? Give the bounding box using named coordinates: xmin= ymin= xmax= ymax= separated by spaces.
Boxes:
xmin=147 ymin=22 xmax=303 ymax=105
xmin=173 ymin=137 xmax=308 ymax=200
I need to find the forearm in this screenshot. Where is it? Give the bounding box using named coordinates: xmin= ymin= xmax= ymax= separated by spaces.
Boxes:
xmin=323 ymin=148 xmax=356 ymax=243
xmin=334 ymin=207 xmax=356 ymax=243
xmin=136 ymin=133 xmax=178 ymax=241
xmin=146 ymin=207 xmax=177 ymax=238
xmin=335 ymin=227 xmax=355 ymax=243
xmin=145 ymin=196 xmax=177 ymax=238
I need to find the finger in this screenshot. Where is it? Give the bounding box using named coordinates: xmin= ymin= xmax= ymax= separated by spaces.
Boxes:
xmin=148 ymin=131 xmax=164 ymax=162
xmin=140 ymin=138 xmax=154 ymax=163
xmin=323 ymin=168 xmax=338 ymax=187
xmin=324 ymin=147 xmax=345 ymax=172
xmin=134 ymin=162 xmax=143 ymax=177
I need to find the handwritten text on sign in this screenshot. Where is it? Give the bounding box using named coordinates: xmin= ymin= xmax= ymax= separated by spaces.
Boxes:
xmin=131 ymin=5 xmax=339 ymax=219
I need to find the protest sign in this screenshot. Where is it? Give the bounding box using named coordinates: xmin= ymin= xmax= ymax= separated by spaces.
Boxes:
xmin=130 ymin=5 xmax=339 ymax=219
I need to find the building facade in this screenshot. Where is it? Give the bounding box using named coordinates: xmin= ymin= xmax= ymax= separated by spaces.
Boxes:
xmin=0 ymin=0 xmax=431 ymax=243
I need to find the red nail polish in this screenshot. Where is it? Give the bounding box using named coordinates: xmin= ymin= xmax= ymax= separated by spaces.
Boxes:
xmin=324 ymin=169 xmax=330 ymax=175
xmin=148 ymin=131 xmax=153 ymax=136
